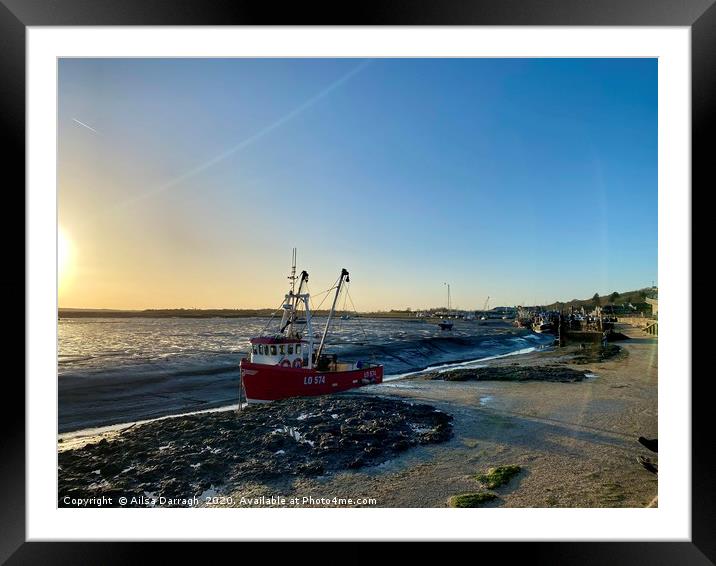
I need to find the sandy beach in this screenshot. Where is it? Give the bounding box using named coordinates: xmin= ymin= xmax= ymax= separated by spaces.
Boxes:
xmin=225 ymin=322 xmax=658 ymax=508
xmin=58 ymin=322 xmax=657 ymax=508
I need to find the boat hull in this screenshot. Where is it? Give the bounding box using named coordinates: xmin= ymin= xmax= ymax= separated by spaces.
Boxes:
xmin=240 ymin=360 xmax=383 ymax=403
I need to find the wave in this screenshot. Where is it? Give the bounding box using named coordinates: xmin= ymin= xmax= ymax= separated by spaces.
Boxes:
xmin=59 ymin=331 xmax=551 ymax=386
xmin=325 ymin=331 xmax=552 ymax=374
xmin=59 ymin=362 xmax=241 ymax=392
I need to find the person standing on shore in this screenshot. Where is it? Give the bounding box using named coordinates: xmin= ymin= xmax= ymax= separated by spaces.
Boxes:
xmin=637 ymin=436 xmax=658 ymax=474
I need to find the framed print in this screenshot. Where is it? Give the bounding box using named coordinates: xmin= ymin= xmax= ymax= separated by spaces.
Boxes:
xmin=6 ymin=0 xmax=708 ymax=562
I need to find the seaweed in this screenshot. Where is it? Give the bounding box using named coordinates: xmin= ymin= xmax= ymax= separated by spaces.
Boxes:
xmin=448 ymin=492 xmax=498 ymax=507
xmin=475 ymin=465 xmax=522 ymax=489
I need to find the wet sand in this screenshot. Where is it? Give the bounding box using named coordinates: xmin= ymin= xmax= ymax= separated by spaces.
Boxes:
xmin=228 ymin=323 xmax=657 ymax=507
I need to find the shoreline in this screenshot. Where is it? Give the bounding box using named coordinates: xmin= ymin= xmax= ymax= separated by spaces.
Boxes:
xmin=58 ymin=318 xmax=541 ymax=433
xmin=59 ymin=339 xmax=551 ymax=442
xmin=57 ymin=322 xmax=657 ymax=508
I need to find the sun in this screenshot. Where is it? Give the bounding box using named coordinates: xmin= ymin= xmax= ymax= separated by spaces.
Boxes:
xmin=58 ymin=228 xmax=74 ymax=288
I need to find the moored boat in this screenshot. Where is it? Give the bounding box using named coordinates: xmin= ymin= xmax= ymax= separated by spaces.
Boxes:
xmin=532 ymin=318 xmax=553 ymax=333
xmin=438 ymin=283 xmax=454 ymax=330
xmin=239 ymin=253 xmax=383 ymax=403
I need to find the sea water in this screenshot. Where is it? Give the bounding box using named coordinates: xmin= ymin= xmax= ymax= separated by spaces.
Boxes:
xmin=58 ymin=316 xmax=552 ymax=432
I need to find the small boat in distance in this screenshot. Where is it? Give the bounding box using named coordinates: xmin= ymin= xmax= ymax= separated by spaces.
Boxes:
xmin=239 ymin=252 xmax=383 ymax=403
xmin=532 ymin=317 xmax=553 ymax=333
xmin=438 ymin=282 xmax=454 ymax=330
xmin=479 ymin=296 xmax=490 ymax=320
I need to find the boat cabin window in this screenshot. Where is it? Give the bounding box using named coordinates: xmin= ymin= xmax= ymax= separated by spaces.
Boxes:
xmin=287 ymin=344 xmax=294 ymax=355
xmin=296 ymin=344 xmax=302 ymax=355
xmin=259 ymin=345 xmax=264 ymax=355
xmin=270 ymin=345 xmax=277 ymax=355
xmin=252 ymin=345 xmax=257 ymax=354
xmin=279 ymin=345 xmax=285 ymax=355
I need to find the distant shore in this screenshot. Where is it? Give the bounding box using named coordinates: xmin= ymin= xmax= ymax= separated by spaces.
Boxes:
xmin=59 ymin=308 xmax=427 ymax=320
xmin=59 ymin=308 xmax=288 ymax=319
xmin=57 ymin=321 xmax=657 ymax=508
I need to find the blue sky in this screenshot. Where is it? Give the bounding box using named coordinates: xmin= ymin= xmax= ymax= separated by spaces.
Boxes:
xmin=58 ymin=58 xmax=657 ymax=310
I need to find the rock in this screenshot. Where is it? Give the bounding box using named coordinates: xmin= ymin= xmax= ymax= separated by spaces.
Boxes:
xmin=58 ymin=395 xmax=453 ymax=507
xmin=428 ymin=366 xmax=588 ymax=383
xmin=100 ymin=462 xmax=123 ymax=477
xmin=390 ymin=439 xmax=413 ymax=452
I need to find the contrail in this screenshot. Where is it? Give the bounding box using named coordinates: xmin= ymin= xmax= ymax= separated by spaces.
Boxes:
xmin=72 ymin=118 xmax=98 ymax=134
xmin=118 ymin=59 xmax=373 ymax=209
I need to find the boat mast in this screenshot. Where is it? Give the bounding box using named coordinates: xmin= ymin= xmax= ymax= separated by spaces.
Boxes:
xmin=279 ymin=248 xmax=298 ymax=333
xmin=288 ymin=248 xmax=297 ymax=294
xmin=444 ymin=282 xmax=451 ymax=316
xmin=283 ymin=269 xmax=308 ymax=337
xmin=315 ymin=268 xmax=349 ymax=363
xmin=297 ymin=271 xmax=313 ymax=368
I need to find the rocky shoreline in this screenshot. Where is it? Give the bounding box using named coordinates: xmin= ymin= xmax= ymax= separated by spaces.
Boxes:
xmin=58 ymin=395 xmax=453 ymax=507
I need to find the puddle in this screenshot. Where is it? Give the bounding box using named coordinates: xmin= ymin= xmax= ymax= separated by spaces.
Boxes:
xmin=380 ymin=382 xmax=420 ymax=389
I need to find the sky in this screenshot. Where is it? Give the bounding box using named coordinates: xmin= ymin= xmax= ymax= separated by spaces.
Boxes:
xmin=58 ymin=58 xmax=657 ymax=311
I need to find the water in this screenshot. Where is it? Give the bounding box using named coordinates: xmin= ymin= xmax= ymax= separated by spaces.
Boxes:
xmin=58 ymin=316 xmax=552 ymax=432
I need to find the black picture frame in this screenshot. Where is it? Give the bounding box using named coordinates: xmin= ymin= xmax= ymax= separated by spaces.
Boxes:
xmin=5 ymin=0 xmax=707 ymax=562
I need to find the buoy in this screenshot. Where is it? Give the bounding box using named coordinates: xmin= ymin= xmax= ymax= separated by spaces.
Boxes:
xmin=292 ymin=358 xmax=303 ymax=368
xmin=280 ymin=359 xmax=291 ymax=368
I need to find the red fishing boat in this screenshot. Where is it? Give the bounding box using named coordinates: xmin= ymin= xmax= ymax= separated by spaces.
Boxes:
xmin=239 ymin=251 xmax=383 ymax=403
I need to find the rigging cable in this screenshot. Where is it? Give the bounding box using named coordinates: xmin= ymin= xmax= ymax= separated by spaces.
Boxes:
xmin=345 ymin=284 xmax=379 ymax=365
xmin=260 ymin=299 xmax=289 ymax=335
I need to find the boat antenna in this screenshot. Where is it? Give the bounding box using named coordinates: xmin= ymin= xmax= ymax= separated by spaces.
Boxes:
xmin=288 ymin=247 xmax=297 ymax=294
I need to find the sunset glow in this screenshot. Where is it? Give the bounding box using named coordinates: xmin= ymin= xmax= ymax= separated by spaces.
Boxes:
xmin=58 ymin=227 xmax=74 ymax=292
